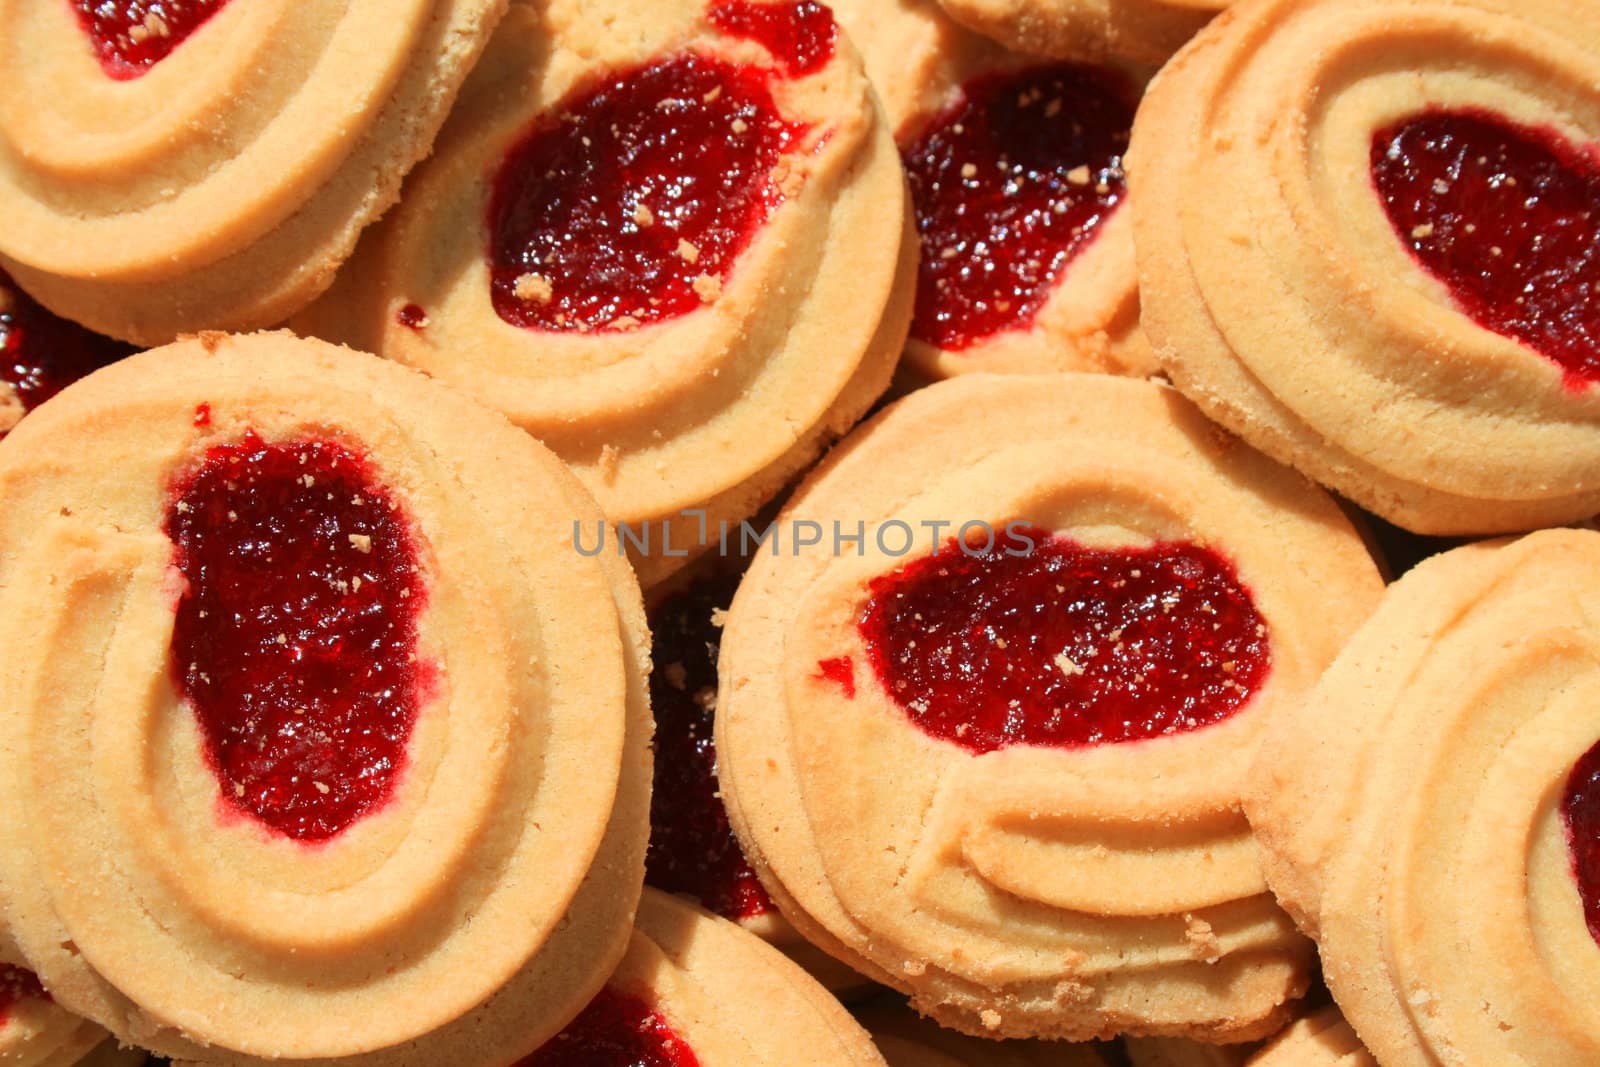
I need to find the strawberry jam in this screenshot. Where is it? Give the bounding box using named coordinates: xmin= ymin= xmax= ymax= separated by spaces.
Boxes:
xmin=488 ymin=54 xmax=805 ymax=334
xmin=165 ymin=433 xmax=430 ymax=842
xmin=708 ymin=0 xmax=837 ymax=77
xmin=71 ymin=1 xmax=229 ymax=80
xmin=520 ymin=988 xmax=701 ymax=1067
xmin=858 ymin=526 xmax=1269 ymax=753
xmin=0 ymin=270 xmax=133 ymax=435
xmin=1562 ymin=740 xmax=1600 ymax=946
xmin=903 ymin=64 xmax=1133 ymax=351
xmin=1372 ymin=109 xmax=1600 ymax=388
xmin=0 ymin=966 xmax=45 ymax=1027
xmin=645 ymin=572 xmax=772 ymax=921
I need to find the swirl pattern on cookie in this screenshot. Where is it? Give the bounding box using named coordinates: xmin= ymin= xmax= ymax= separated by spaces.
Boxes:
xmin=715 ymin=374 xmax=1383 ymax=1041
xmin=1248 ymin=530 xmax=1600 ymax=1067
xmin=519 ymin=889 xmax=885 ymax=1066
xmin=1131 ymin=0 xmax=1600 ymax=535
xmin=0 ymin=1 xmax=508 ymax=345
xmin=830 ymin=0 xmax=1151 ymax=378
xmin=0 ymin=334 xmax=651 ymax=1066
xmin=933 ymin=0 xmax=1229 ymax=64
xmin=293 ymin=0 xmax=914 ymax=587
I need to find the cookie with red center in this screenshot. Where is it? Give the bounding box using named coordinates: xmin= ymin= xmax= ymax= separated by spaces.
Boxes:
xmin=1131 ymin=0 xmax=1600 ymax=535
xmin=0 ymin=962 xmax=144 ymax=1067
xmin=715 ymin=374 xmax=1383 ymax=1041
xmin=1248 ymin=529 xmax=1600 ymax=1067
xmin=518 ymin=889 xmax=885 ymax=1066
xmin=0 ymin=334 xmax=651 ymax=1066
xmin=293 ymin=0 xmax=915 ymax=588
xmin=830 ymin=0 xmax=1153 ymax=379
xmin=0 ymin=0 xmax=508 ymax=344
xmin=1243 ymin=1008 xmax=1373 ymax=1067
xmin=933 ymin=0 xmax=1231 ymax=65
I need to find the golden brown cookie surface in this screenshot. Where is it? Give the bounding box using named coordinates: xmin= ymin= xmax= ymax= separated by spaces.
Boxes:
xmin=0 ymin=1 xmax=506 ymax=345
xmin=0 ymin=334 xmax=650 ymax=1066
xmin=1243 ymin=1008 xmax=1373 ymax=1067
xmin=716 ymin=374 xmax=1383 ymax=1042
xmin=0 ymin=965 xmax=144 ymax=1067
xmin=1131 ymin=0 xmax=1600 ymax=535
xmin=933 ymin=0 xmax=1228 ymax=64
xmin=1249 ymin=530 xmax=1600 ymax=1067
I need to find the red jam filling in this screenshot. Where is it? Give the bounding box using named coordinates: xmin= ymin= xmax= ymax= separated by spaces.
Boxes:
xmin=858 ymin=526 xmax=1270 ymax=754
xmin=0 ymin=270 xmax=133 ymax=435
xmin=520 ymin=988 xmax=701 ymax=1067
xmin=1562 ymin=740 xmax=1600 ymax=946
xmin=487 ymin=53 xmax=806 ymax=334
xmin=0 ymin=966 xmax=46 ymax=1027
xmin=645 ymin=573 xmax=772 ymax=921
xmin=902 ymin=64 xmax=1133 ymax=351
xmin=70 ymin=1 xmax=228 ymax=80
xmin=396 ymin=304 xmax=429 ymax=331
xmin=1372 ymin=109 xmax=1600 ymax=389
xmin=165 ymin=432 xmax=430 ymax=842
xmin=814 ymin=655 xmax=855 ymax=697
xmin=708 ymin=0 xmax=837 ymax=77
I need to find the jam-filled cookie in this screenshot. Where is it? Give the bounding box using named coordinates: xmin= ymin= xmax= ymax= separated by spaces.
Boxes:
xmin=519 ymin=888 xmax=885 ymax=1066
xmin=1244 ymin=1008 xmax=1373 ymax=1067
xmin=0 ymin=333 xmax=651 ymax=1066
xmin=830 ymin=0 xmax=1151 ymax=378
xmin=933 ymin=0 xmax=1228 ymax=65
xmin=715 ymin=374 xmax=1384 ymax=1041
xmin=0 ymin=964 xmax=144 ymax=1067
xmin=294 ymin=0 xmax=914 ymax=587
xmin=0 ymin=1 xmax=507 ymax=345
xmin=0 ymin=270 xmax=134 ymax=439
xmin=1248 ymin=530 xmax=1600 ymax=1067
xmin=1131 ymin=0 xmax=1600 ymax=535
xmin=646 ymin=567 xmax=872 ymax=995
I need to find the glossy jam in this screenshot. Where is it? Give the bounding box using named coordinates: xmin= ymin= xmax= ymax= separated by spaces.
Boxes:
xmin=71 ymin=0 xmax=229 ymax=80
xmin=519 ymin=988 xmax=701 ymax=1067
xmin=0 ymin=270 xmax=133 ymax=435
xmin=488 ymin=54 xmax=805 ymax=334
xmin=396 ymin=304 xmax=429 ymax=331
xmin=903 ymin=64 xmax=1133 ymax=351
xmin=1562 ymin=740 xmax=1600 ymax=945
xmin=858 ymin=526 xmax=1270 ymax=753
xmin=0 ymin=966 xmax=45 ymax=1027
xmin=708 ymin=0 xmax=837 ymax=77
xmin=1372 ymin=109 xmax=1600 ymax=388
xmin=645 ymin=573 xmax=772 ymax=921
xmin=165 ymin=433 xmax=430 ymax=841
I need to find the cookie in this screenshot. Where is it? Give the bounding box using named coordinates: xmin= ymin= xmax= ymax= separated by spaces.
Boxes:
xmin=933 ymin=0 xmax=1228 ymax=64
xmin=1244 ymin=1008 xmax=1374 ymax=1067
xmin=0 ymin=270 xmax=134 ymax=439
xmin=0 ymin=965 xmax=145 ymax=1067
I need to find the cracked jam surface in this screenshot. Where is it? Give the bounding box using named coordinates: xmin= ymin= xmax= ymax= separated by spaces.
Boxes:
xmin=519 ymin=988 xmax=702 ymax=1067
xmin=165 ymin=432 xmax=430 ymax=841
xmin=0 ymin=270 xmax=133 ymax=436
xmin=903 ymin=63 xmax=1133 ymax=351
xmin=645 ymin=572 xmax=772 ymax=921
xmin=488 ymin=53 xmax=806 ymax=334
xmin=1563 ymin=740 xmax=1600 ymax=946
xmin=1372 ymin=108 xmax=1600 ymax=388
xmin=858 ymin=526 xmax=1270 ymax=753
xmin=71 ymin=1 xmax=229 ymax=79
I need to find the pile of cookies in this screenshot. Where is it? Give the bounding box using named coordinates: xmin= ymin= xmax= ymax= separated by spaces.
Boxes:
xmin=0 ymin=0 xmax=1594 ymax=1064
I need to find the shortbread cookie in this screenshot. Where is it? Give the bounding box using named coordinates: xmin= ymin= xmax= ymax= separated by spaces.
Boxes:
xmin=294 ymin=0 xmax=914 ymax=587
xmin=0 ymin=270 xmax=134 ymax=438
xmin=1132 ymin=0 xmax=1600 ymax=534
xmin=520 ymin=889 xmax=885 ymax=1065
xmin=859 ymin=999 xmax=1115 ymax=1065
xmin=716 ymin=374 xmax=1384 ymax=1041
xmin=934 ymin=0 xmax=1228 ymax=64
xmin=831 ymin=0 xmax=1152 ymax=378
xmin=0 ymin=333 xmax=650 ymax=1066
xmin=0 ymin=966 xmax=144 ymax=1067
xmin=0 ymin=1 xmax=507 ymax=345
xmin=1244 ymin=1008 xmax=1373 ymax=1067
xmin=1249 ymin=530 xmax=1600 ymax=1067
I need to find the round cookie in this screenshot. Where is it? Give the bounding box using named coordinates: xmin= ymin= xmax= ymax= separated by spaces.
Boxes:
xmin=293 ymin=0 xmax=914 ymax=587
xmin=1244 ymin=1008 xmax=1374 ymax=1067
xmin=830 ymin=0 xmax=1153 ymax=378
xmin=0 ymin=0 xmax=507 ymax=345
xmin=715 ymin=374 xmax=1384 ymax=1041
xmin=859 ymin=999 xmax=1116 ymax=1065
xmin=521 ymin=888 xmax=885 ymax=1065
xmin=0 ymin=270 xmax=134 ymax=439
xmin=0 ymin=333 xmax=651 ymax=1066
xmin=1248 ymin=530 xmax=1600 ymax=1066
xmin=933 ymin=0 xmax=1229 ymax=65
xmin=1130 ymin=0 xmax=1600 ymax=535
xmin=0 ymin=965 xmax=145 ymax=1067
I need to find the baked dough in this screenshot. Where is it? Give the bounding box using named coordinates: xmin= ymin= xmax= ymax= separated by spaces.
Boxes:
xmin=1244 ymin=1008 xmax=1374 ymax=1067
xmin=934 ymin=0 xmax=1228 ymax=64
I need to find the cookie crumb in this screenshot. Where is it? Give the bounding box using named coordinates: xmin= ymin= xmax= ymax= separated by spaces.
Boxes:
xmin=1184 ymin=914 xmax=1222 ymax=964
xmin=1411 ymin=222 xmax=1435 ymax=240
xmin=1066 ymin=165 xmax=1092 ymax=187
xmin=692 ymin=273 xmax=723 ymax=303
xmin=677 ymin=239 xmax=701 ymax=264
xmin=632 ymin=202 xmax=655 ymax=227
xmin=979 ymin=1010 xmax=1002 ymax=1031
xmin=348 ymin=533 xmax=373 ymax=553
xmin=514 ymin=272 xmax=554 ymax=303
xmin=710 ymin=607 xmax=729 ymax=628
xmin=1053 ymin=652 xmax=1083 ymax=677
xmin=598 ymin=443 xmax=621 ymax=483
